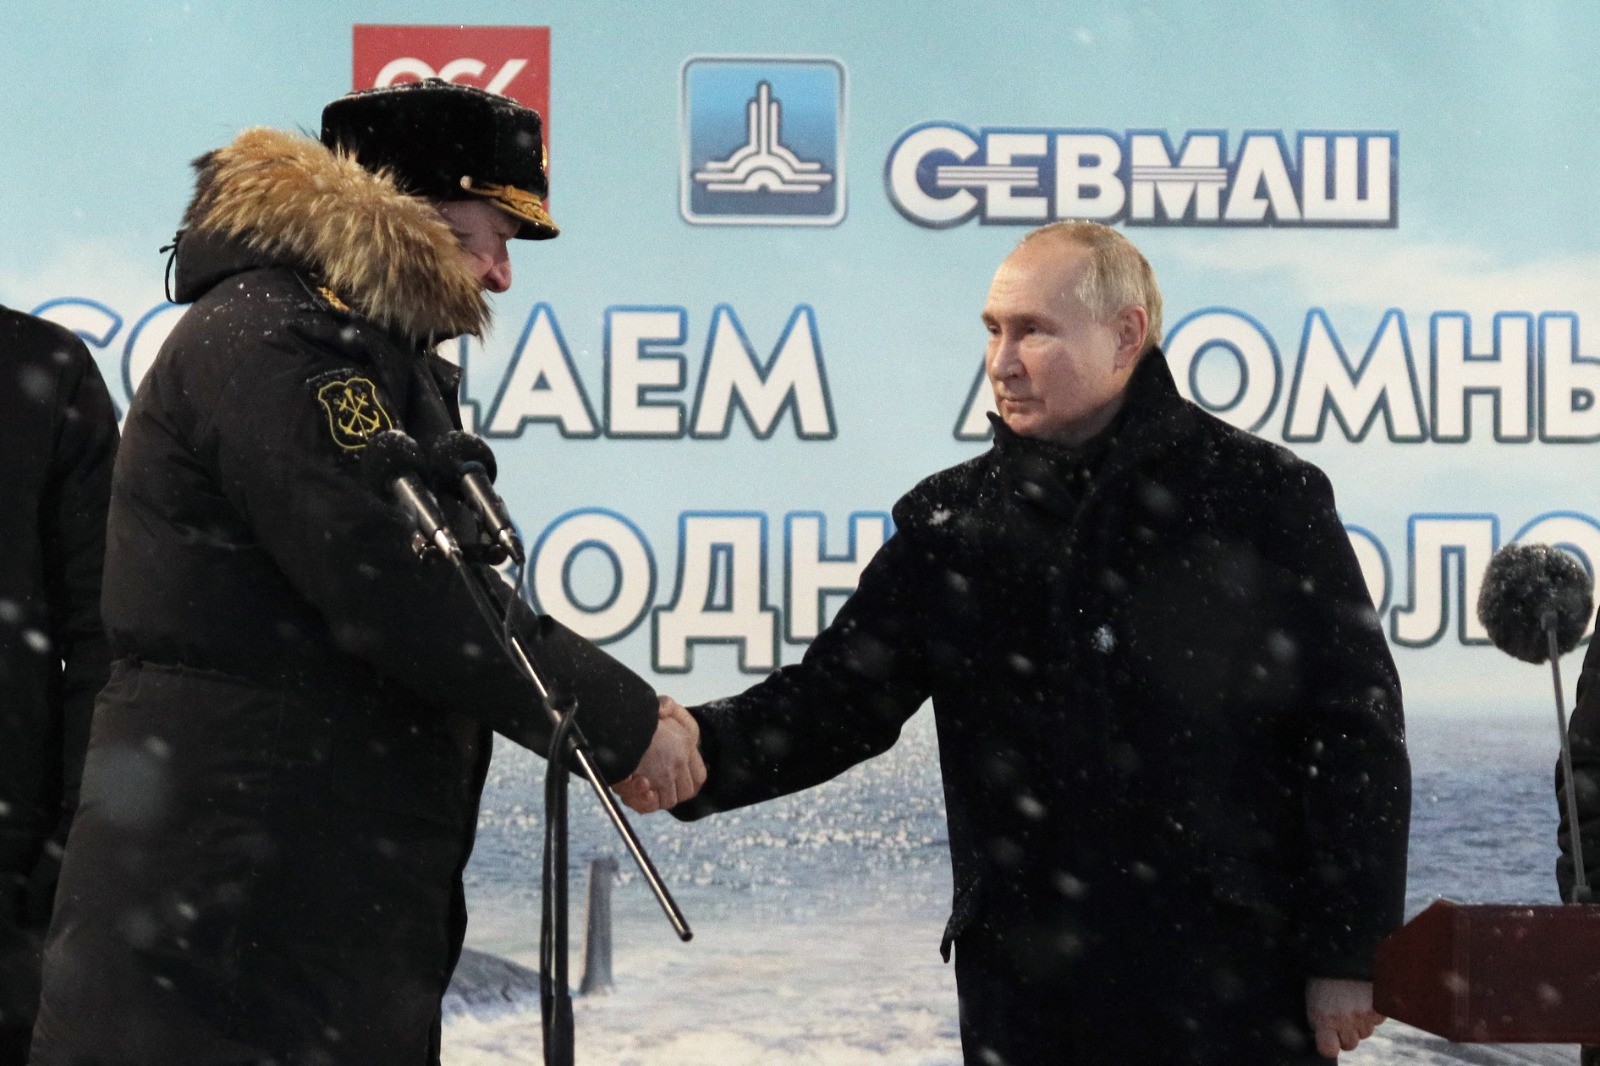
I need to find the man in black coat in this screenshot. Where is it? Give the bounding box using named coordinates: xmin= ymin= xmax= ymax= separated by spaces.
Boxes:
xmin=631 ymin=222 xmax=1410 ymax=1064
xmin=30 ymin=82 xmax=703 ymax=1065
xmin=0 ymin=308 xmax=118 ymax=1064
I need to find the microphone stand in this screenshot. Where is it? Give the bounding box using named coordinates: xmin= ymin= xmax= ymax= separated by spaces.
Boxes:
xmin=1547 ymin=615 xmax=1592 ymax=904
xmin=542 ymin=693 xmax=576 ymax=1065
xmin=429 ymin=540 xmax=692 ymax=1066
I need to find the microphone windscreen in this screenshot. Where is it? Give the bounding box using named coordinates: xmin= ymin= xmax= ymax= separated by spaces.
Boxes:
xmin=1477 ymin=543 xmax=1594 ymax=663
xmin=361 ymin=429 xmax=425 ymax=494
xmin=430 ymin=430 xmax=498 ymax=484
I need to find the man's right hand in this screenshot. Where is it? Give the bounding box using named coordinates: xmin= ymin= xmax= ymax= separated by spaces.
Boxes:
xmin=614 ymin=696 xmax=705 ymax=813
xmin=1306 ymin=977 xmax=1383 ymax=1059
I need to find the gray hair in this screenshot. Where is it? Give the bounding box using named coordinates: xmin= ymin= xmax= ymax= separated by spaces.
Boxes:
xmin=1018 ymin=221 xmax=1163 ymax=354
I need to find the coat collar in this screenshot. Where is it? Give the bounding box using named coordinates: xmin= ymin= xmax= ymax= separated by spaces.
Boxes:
xmin=989 ymin=349 xmax=1205 ymax=516
xmin=990 ymin=349 xmax=1203 ymax=464
xmin=173 ymin=127 xmax=487 ymax=345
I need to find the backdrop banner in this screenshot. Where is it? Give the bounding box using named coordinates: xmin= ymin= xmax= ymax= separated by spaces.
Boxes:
xmin=5 ymin=5 xmax=1593 ymax=1061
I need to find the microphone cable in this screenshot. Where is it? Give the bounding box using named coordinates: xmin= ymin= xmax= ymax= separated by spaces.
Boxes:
xmin=539 ymin=690 xmax=579 ymax=1063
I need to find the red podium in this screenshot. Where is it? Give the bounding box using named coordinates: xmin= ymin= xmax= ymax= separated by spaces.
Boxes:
xmin=1373 ymin=900 xmax=1600 ymax=1043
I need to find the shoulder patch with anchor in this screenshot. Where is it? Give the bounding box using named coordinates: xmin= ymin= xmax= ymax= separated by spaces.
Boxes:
xmin=309 ymin=369 xmax=395 ymax=452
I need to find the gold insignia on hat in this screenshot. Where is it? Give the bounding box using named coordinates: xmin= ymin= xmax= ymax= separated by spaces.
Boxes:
xmin=314 ymin=375 xmax=394 ymax=452
xmin=459 ymin=175 xmax=560 ymax=237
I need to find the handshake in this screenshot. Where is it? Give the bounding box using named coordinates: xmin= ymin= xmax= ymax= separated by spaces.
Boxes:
xmin=613 ymin=695 xmax=706 ymax=814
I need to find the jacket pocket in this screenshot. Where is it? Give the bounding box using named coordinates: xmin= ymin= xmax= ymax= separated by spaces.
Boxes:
xmin=940 ymin=872 xmax=987 ymax=963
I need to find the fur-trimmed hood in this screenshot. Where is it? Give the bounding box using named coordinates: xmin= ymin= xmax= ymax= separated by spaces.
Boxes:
xmin=177 ymin=127 xmax=487 ymax=342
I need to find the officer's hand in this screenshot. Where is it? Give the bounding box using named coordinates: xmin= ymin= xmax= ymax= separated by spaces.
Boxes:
xmin=614 ymin=696 xmax=705 ymax=813
xmin=1306 ymin=977 xmax=1383 ymax=1059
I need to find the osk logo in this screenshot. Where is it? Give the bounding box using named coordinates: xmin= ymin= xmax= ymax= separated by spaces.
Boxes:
xmin=352 ymin=25 xmax=550 ymax=118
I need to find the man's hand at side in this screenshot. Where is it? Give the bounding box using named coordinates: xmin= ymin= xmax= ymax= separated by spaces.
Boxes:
xmin=1306 ymin=977 xmax=1383 ymax=1059
xmin=614 ymin=696 xmax=705 ymax=813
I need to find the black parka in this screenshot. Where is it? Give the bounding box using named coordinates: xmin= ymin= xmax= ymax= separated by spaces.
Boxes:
xmin=31 ymin=129 xmax=656 ymax=1066
xmin=678 ymin=350 xmax=1411 ymax=1065
xmin=0 ymin=307 xmax=117 ymax=1053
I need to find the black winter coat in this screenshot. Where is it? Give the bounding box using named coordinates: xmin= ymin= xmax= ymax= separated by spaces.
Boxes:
xmin=679 ymin=351 xmax=1410 ymax=1065
xmin=0 ymin=307 xmax=117 ymax=1052
xmin=32 ymin=129 xmax=656 ymax=1066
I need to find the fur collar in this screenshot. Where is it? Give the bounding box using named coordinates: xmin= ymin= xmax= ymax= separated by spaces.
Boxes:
xmin=182 ymin=127 xmax=487 ymax=342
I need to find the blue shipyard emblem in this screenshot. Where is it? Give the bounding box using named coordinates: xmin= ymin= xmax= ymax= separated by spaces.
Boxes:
xmin=680 ymin=57 xmax=846 ymax=226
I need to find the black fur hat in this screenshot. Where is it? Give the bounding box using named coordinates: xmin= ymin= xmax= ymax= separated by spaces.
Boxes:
xmin=321 ymin=79 xmax=558 ymax=240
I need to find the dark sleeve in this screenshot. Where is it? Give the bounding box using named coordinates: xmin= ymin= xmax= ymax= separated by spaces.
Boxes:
xmin=1268 ymin=462 xmax=1411 ymax=979
xmin=674 ymin=516 xmax=932 ymax=820
xmin=37 ymin=344 xmax=118 ymax=854
xmin=200 ymin=333 xmax=655 ymax=781
xmin=1558 ymin=620 xmax=1600 ymax=902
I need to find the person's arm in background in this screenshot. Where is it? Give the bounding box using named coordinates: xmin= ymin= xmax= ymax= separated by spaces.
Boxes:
xmin=1557 ymin=611 xmax=1600 ymax=904
xmin=29 ymin=342 xmax=118 ymax=920
xmin=1557 ymin=624 xmax=1599 ymax=1065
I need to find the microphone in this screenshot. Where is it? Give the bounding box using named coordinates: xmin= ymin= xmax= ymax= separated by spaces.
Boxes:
xmin=1478 ymin=542 xmax=1596 ymax=902
xmin=429 ymin=430 xmax=524 ymax=566
xmin=362 ymin=429 xmax=462 ymax=560
xmin=1477 ymin=543 xmax=1592 ymax=664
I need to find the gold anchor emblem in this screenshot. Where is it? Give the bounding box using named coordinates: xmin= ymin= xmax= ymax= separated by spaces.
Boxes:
xmin=314 ymin=375 xmax=394 ymax=451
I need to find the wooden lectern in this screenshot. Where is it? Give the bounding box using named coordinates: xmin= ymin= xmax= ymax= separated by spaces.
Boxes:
xmin=1373 ymin=900 xmax=1600 ymax=1043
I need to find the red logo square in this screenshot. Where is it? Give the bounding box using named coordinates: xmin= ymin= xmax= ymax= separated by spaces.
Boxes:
xmin=352 ymin=25 xmax=552 ymax=155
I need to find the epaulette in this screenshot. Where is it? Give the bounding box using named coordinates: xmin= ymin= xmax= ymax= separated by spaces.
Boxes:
xmin=316 ymin=285 xmax=352 ymax=314
xmin=297 ymin=273 xmax=355 ymax=316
